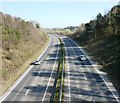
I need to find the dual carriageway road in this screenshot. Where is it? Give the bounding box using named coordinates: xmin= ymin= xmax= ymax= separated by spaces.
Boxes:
xmin=0 ymin=34 xmax=119 ymax=103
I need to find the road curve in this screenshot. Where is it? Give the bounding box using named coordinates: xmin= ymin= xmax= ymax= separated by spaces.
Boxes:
xmin=1 ymin=34 xmax=119 ymax=103
xmin=1 ymin=34 xmax=60 ymax=102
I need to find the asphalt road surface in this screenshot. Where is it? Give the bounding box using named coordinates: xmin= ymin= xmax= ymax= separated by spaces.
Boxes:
xmin=1 ymin=34 xmax=119 ymax=103
xmin=1 ymin=34 xmax=60 ymax=102
xmin=60 ymin=35 xmax=120 ymax=103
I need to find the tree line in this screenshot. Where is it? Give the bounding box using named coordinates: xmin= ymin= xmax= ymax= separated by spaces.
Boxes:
xmin=73 ymin=5 xmax=120 ymax=40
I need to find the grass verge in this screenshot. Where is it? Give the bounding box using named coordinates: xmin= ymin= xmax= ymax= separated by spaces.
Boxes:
xmin=1 ymin=36 xmax=50 ymax=96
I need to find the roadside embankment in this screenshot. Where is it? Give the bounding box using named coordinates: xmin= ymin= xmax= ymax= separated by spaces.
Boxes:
xmin=1 ymin=12 xmax=49 ymax=96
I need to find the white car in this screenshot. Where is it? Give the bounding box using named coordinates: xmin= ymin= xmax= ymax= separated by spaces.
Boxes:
xmin=30 ymin=59 xmax=41 ymax=65
xmin=79 ymin=55 xmax=87 ymax=61
xmin=34 ymin=60 xmax=41 ymax=65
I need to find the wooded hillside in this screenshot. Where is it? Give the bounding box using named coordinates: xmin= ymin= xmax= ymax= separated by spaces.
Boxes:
xmin=1 ymin=12 xmax=49 ymax=95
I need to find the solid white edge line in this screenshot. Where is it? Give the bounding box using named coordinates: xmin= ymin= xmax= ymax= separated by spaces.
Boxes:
xmin=0 ymin=34 xmax=51 ymax=103
xmin=13 ymin=51 xmax=49 ymax=100
xmin=68 ymin=37 xmax=120 ymax=103
xmin=41 ymin=35 xmax=59 ymax=102
xmin=63 ymin=42 xmax=71 ymax=101
xmin=12 ymin=73 xmax=32 ymax=100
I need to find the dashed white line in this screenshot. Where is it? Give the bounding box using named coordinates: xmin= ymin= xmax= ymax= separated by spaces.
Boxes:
xmin=12 ymin=75 xmax=32 ymax=100
xmin=67 ymin=56 xmax=71 ymax=101
xmin=38 ymin=71 xmax=41 ymax=75
xmin=25 ymin=89 xmax=30 ymax=96
xmin=93 ymin=99 xmax=95 ymax=103
xmin=63 ymin=46 xmax=71 ymax=101
xmin=68 ymin=37 xmax=120 ymax=103
xmin=78 ymin=62 xmax=87 ymax=81
xmin=0 ymin=35 xmax=51 ymax=102
xmin=42 ymin=37 xmax=59 ymax=102
xmin=84 ymin=74 xmax=87 ymax=80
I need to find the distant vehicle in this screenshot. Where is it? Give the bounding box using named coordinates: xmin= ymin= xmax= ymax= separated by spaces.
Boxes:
xmin=79 ymin=55 xmax=87 ymax=61
xmin=34 ymin=60 xmax=41 ymax=65
xmin=30 ymin=59 xmax=41 ymax=65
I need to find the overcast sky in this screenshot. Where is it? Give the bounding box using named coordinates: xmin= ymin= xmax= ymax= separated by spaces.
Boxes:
xmin=1 ymin=1 xmax=119 ymax=28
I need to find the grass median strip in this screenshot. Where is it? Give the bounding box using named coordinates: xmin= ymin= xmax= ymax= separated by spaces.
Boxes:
xmin=54 ymin=38 xmax=65 ymax=102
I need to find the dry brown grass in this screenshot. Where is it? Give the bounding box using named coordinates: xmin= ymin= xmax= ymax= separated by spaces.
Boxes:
xmin=1 ymin=37 xmax=50 ymax=96
xmin=1 ymin=12 xmax=50 ymax=96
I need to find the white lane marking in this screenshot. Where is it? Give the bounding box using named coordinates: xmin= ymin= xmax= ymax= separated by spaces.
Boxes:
xmin=23 ymin=69 xmax=43 ymax=96
xmin=95 ymin=69 xmax=120 ymax=102
xmin=23 ymin=52 xmax=49 ymax=98
xmin=0 ymin=35 xmax=51 ymax=102
xmin=16 ymin=60 xmax=48 ymax=98
xmin=12 ymin=35 xmax=53 ymax=100
xmin=77 ymin=60 xmax=88 ymax=81
xmin=86 ymin=65 xmax=106 ymax=100
xmin=42 ymin=36 xmax=59 ymax=102
xmin=68 ymin=37 xmax=120 ymax=103
xmin=0 ymin=66 xmax=33 ymax=102
xmin=25 ymin=89 xmax=30 ymax=96
xmin=24 ymin=70 xmax=42 ymax=96
xmin=12 ymin=75 xmax=32 ymax=100
xmin=71 ymin=45 xmax=87 ymax=81
xmin=67 ymin=54 xmax=71 ymax=101
xmin=78 ymin=62 xmax=87 ymax=80
xmin=63 ymin=45 xmax=71 ymax=101
xmin=84 ymin=74 xmax=87 ymax=80
xmin=38 ymin=71 xmax=41 ymax=75
xmin=93 ymin=99 xmax=95 ymax=103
